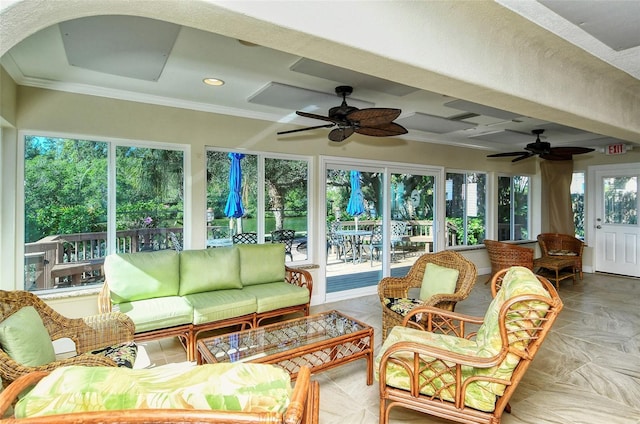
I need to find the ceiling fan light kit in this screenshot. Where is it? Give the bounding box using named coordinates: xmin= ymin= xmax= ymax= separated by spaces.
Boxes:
xmin=486 ymin=129 xmax=595 ymax=162
xmin=277 ymin=86 xmax=408 ymax=142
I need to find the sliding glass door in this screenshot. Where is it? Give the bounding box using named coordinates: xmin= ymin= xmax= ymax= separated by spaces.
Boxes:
xmin=324 ymin=159 xmax=439 ymax=297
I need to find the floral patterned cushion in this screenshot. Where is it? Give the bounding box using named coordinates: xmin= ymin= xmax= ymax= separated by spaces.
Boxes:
xmin=376 ymin=266 xmax=551 ymax=413
xmin=14 ymin=363 xmax=292 ymax=418
xmin=382 ymin=298 xmax=423 ymax=322
xmin=90 ymin=341 xmax=138 ymax=369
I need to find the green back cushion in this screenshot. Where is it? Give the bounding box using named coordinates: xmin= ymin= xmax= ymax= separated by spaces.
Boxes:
xmin=237 ymin=244 xmax=285 ymax=286
xmin=0 ymin=306 xmax=56 ymax=366
xmin=104 ymin=250 xmax=180 ymax=303
xmin=14 ymin=363 xmax=292 ymax=417
xmin=419 ymin=263 xmax=459 ymax=300
xmin=473 ymin=266 xmax=551 ymax=396
xmin=179 ymin=247 xmax=241 ymax=295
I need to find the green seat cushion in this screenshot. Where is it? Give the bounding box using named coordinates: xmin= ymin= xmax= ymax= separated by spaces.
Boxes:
xmin=14 ymin=363 xmax=292 ymax=418
xmin=237 ymin=244 xmax=285 ymax=286
xmin=105 ymin=250 xmax=180 ymax=303
xmin=179 ymin=247 xmax=241 ymax=295
xmin=473 ymin=266 xmax=551 ymax=398
xmin=419 ymin=262 xmax=459 ymax=300
xmin=116 ymin=296 xmax=193 ymax=333
xmin=184 ymin=290 xmax=257 ymax=325
xmin=0 ymin=306 xmax=56 ymax=366
xmin=242 ymin=282 xmax=310 ymax=313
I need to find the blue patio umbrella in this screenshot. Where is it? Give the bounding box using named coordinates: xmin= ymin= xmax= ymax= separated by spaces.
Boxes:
xmin=347 ymin=170 xmax=365 ymax=230
xmin=224 ymin=153 xmax=245 ymax=219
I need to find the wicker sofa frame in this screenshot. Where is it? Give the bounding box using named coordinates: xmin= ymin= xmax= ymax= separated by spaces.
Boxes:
xmin=377 ymin=268 xmax=563 ymax=424
xmin=0 ymin=290 xmax=135 ymax=388
xmin=377 ymin=251 xmax=478 ymax=339
xmin=0 ymin=366 xmax=319 ymax=424
xmin=98 ymin=265 xmax=313 ymax=362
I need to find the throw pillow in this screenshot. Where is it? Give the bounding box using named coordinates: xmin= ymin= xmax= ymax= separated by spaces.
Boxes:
xmin=0 ymin=306 xmax=56 ymax=366
xmin=419 ymin=263 xmax=459 ymax=300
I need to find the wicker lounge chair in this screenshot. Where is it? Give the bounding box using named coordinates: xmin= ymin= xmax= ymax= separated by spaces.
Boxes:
xmin=0 ymin=364 xmax=319 ymax=424
xmin=537 ymin=233 xmax=584 ymax=279
xmin=378 ymin=251 xmax=477 ymax=339
xmin=483 ymin=239 xmax=534 ymax=284
xmin=376 ymin=266 xmax=563 ymax=424
xmin=0 ymin=290 xmax=136 ymax=388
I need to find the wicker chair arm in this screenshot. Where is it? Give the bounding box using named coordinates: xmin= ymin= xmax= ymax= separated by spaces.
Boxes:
xmin=97 ymin=282 xmax=113 ymax=313
xmin=377 ymin=275 xmax=420 ymax=301
xmin=401 ymin=305 xmax=484 ymax=338
xmin=380 ymin=340 xmax=505 ymax=372
xmin=0 ymin=351 xmax=116 ymax=388
xmin=0 ymin=371 xmax=49 ymax=417
xmin=285 ymin=266 xmax=313 ymax=295
xmin=75 ymin=312 xmax=136 ymax=353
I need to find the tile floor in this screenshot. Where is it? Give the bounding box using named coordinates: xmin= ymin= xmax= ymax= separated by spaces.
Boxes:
xmin=141 ymin=272 xmax=640 ymax=423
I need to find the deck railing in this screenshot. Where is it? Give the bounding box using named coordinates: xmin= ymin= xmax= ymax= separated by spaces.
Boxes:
xmin=24 ymin=228 xmax=183 ymax=290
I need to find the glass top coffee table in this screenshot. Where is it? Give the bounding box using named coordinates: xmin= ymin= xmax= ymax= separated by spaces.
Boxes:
xmin=197 ymin=310 xmax=374 ymax=385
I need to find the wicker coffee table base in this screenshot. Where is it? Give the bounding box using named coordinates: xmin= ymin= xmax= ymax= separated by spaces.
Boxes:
xmin=197 ymin=310 xmax=374 ymax=385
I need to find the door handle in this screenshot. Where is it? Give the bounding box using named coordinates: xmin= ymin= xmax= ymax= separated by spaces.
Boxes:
xmin=596 ymin=225 xmax=602 ymax=229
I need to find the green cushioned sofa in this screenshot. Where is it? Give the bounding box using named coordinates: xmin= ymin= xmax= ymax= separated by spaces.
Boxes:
xmin=99 ymin=244 xmax=313 ymax=361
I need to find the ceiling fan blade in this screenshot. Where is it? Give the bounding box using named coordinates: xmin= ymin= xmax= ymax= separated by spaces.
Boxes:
xmin=277 ymin=123 xmax=334 ymax=135
xmin=296 ymin=111 xmax=342 ymax=124
xmin=356 ymin=122 xmax=408 ymax=137
xmin=328 ymin=127 xmax=355 ymax=142
xmin=487 ymin=151 xmax=528 ymax=158
xmin=549 ymin=146 xmax=595 ymax=156
xmin=347 ymin=108 xmax=402 ymax=126
xmin=540 ymin=152 xmax=573 ymax=161
xmin=512 ymin=152 xmax=536 ymax=162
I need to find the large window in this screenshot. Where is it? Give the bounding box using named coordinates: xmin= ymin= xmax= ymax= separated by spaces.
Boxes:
xmin=206 ymin=150 xmax=309 ymax=262
xmin=23 ymin=135 xmax=185 ymax=292
xmin=445 ymin=172 xmax=486 ymax=246
xmin=498 ymin=175 xmax=530 ymax=241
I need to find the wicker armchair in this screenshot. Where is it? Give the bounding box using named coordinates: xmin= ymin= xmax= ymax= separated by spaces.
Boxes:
xmin=376 ymin=267 xmax=563 ymax=424
xmin=483 ymin=239 xmax=534 ymax=284
xmin=378 ymin=251 xmax=477 ymax=339
xmin=0 ymin=290 xmax=136 ymax=387
xmin=537 ymin=233 xmax=584 ymax=279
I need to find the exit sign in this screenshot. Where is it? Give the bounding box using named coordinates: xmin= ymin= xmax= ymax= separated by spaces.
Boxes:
xmin=606 ymin=144 xmax=627 ymax=155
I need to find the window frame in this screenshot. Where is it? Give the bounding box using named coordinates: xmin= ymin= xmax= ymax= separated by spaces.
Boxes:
xmin=444 ymin=170 xmax=488 ymax=247
xmin=497 ymin=173 xmax=531 ymax=242
xmin=205 ymin=147 xmax=313 ymax=265
xmin=18 ymin=130 xmax=189 ymax=293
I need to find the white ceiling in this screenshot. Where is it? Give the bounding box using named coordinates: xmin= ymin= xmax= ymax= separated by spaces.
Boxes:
xmin=2 ymin=1 xmax=639 ymax=154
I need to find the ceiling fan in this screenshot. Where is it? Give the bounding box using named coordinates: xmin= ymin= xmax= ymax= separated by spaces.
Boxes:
xmin=487 ymin=129 xmax=595 ymax=162
xmin=277 ymin=85 xmax=408 ymax=142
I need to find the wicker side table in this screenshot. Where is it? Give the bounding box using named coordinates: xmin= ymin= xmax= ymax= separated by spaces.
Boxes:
xmin=534 ymin=256 xmax=576 ymax=289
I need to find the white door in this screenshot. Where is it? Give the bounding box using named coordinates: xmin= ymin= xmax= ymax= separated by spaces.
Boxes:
xmin=593 ymin=165 xmax=640 ymax=277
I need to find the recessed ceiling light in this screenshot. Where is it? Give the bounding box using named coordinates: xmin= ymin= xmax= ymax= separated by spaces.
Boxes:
xmin=203 ymin=78 xmax=224 ymax=86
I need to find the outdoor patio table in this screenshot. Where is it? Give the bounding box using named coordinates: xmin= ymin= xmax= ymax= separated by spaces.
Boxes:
xmin=335 ymin=229 xmax=371 ymax=264
xmin=206 ymin=238 xmax=233 ymax=248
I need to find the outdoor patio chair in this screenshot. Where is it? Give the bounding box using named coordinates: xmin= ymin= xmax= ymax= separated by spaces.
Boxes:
xmin=390 ymin=220 xmax=407 ymax=260
xmin=376 ymin=266 xmax=563 ymax=424
xmin=483 ymin=239 xmax=533 ymax=284
xmin=369 ymin=225 xmax=383 ymax=266
xmin=168 ymin=231 xmax=182 ymax=251
xmin=0 ymin=290 xmax=137 ymax=388
xmin=327 ymin=222 xmax=346 ymax=262
xmin=232 ymin=232 xmax=258 ymax=244
xmin=378 ymin=251 xmax=477 ymax=339
xmin=537 ymin=233 xmax=584 ymax=279
xmin=271 ymin=229 xmax=296 ymax=261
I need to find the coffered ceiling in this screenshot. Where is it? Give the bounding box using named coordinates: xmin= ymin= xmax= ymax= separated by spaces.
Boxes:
xmin=2 ymin=1 xmax=639 ymax=154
